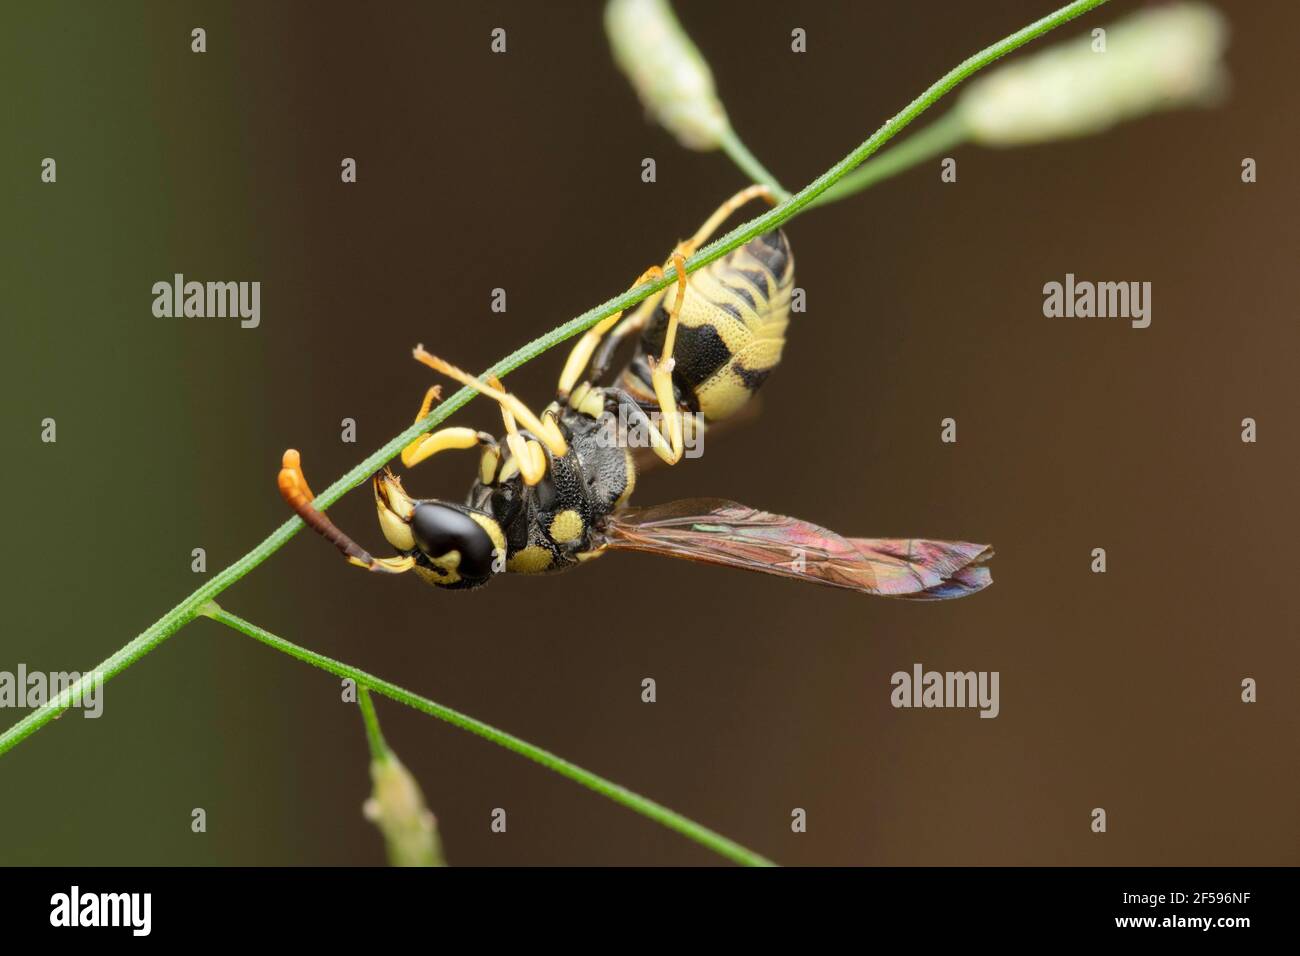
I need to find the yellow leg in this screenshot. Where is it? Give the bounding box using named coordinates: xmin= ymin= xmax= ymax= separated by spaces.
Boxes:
xmin=557 ymin=187 xmax=774 ymax=401
xmin=487 ymin=375 xmax=547 ymax=486
xmin=642 ymin=251 xmax=689 ymax=465
xmin=401 ymin=384 xmax=500 ymax=479
xmin=589 ymin=304 xmax=655 ymax=384
xmin=554 ymin=186 xmax=777 ymax=466
xmin=676 ymin=184 xmax=777 ymax=257
xmin=412 ymin=347 xmax=568 ymax=457
xmin=636 ymin=187 xmax=777 ymax=465
xmin=557 ymin=264 xmax=664 ymax=398
xmin=411 ymin=383 xmax=441 ymax=421
xmin=402 ymin=425 xmax=497 ymax=469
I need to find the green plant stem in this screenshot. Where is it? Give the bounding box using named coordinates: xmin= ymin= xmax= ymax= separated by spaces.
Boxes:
xmin=811 ymin=111 xmax=970 ymax=207
xmin=676 ymin=0 xmax=1108 ymax=275
xmin=0 ymin=0 xmax=1108 ymax=786
xmin=201 ymin=605 xmax=776 ymax=867
xmin=357 ymin=687 xmax=389 ymax=762
xmin=719 ymin=125 xmax=790 ymax=201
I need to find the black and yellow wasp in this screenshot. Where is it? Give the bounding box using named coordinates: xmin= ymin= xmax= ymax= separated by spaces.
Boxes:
xmin=279 ymin=186 xmax=992 ymax=599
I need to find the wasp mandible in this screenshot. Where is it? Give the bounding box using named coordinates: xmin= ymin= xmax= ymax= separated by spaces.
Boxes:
xmin=278 ymin=185 xmax=993 ymax=598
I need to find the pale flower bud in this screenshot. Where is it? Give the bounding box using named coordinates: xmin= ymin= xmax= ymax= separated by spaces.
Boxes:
xmin=363 ymin=752 xmax=445 ymax=867
xmin=958 ymin=2 xmax=1228 ymax=147
xmin=605 ymin=0 xmax=731 ymax=150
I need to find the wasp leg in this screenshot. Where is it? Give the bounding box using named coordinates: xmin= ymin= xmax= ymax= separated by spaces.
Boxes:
xmin=401 ymin=384 xmax=502 ymax=482
xmin=562 ymin=187 xmax=776 ymax=400
xmin=675 ymin=183 xmax=777 ymax=258
xmin=638 ymin=251 xmax=690 ymax=465
xmin=277 ymin=450 xmax=414 ymax=574
xmin=605 ymin=388 xmax=663 ymax=438
xmin=636 ymin=186 xmax=779 ymax=464
xmin=557 ymin=265 xmax=665 ymax=399
xmin=403 ymin=424 xmax=501 ymax=476
xmin=412 ymin=347 xmax=568 ymax=458
xmin=486 ymin=375 xmax=547 ymax=486
xmin=587 ymin=290 xmax=668 ymax=386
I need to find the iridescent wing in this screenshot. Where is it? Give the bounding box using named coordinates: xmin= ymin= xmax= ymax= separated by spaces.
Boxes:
xmin=596 ymin=498 xmax=992 ymax=600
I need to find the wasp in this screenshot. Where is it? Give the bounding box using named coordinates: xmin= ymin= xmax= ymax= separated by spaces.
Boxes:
xmin=278 ymin=185 xmax=992 ymax=598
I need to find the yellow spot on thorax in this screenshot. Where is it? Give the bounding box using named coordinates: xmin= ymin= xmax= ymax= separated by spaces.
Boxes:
xmin=548 ymin=509 xmax=585 ymax=544
xmin=507 ymin=545 xmax=554 ymax=574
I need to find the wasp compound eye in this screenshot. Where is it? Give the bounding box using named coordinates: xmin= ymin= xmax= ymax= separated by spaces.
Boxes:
xmin=409 ymin=503 xmax=497 ymax=584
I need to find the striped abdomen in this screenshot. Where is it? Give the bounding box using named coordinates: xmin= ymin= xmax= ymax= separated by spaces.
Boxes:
xmin=619 ymin=228 xmax=794 ymax=422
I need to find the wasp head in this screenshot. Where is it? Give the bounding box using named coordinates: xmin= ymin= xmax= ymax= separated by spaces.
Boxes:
xmin=374 ymin=471 xmax=506 ymax=589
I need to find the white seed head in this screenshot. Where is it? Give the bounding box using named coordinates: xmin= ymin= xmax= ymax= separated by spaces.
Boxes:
xmin=366 ymin=752 xmax=445 ymax=867
xmin=958 ymin=2 xmax=1229 ymax=147
xmin=605 ymin=0 xmax=730 ymax=150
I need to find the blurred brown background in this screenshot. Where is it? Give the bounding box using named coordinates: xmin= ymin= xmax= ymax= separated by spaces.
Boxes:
xmin=1 ymin=0 xmax=1295 ymax=865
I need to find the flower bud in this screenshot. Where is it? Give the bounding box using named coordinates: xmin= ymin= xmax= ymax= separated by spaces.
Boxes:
xmin=363 ymin=752 xmax=445 ymax=867
xmin=605 ymin=0 xmax=730 ymax=150
xmin=958 ymin=2 xmax=1228 ymax=147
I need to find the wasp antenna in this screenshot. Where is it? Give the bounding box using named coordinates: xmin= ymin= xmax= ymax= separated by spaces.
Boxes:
xmin=278 ymin=450 xmax=413 ymax=574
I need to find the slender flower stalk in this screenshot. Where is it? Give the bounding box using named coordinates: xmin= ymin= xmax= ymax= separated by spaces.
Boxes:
xmin=719 ymin=126 xmax=790 ymax=201
xmin=212 ymin=607 xmax=774 ymax=867
xmin=359 ymin=688 xmax=446 ymax=867
xmin=811 ymin=112 xmax=968 ymax=208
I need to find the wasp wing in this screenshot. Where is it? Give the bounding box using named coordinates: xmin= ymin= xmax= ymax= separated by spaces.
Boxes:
xmin=596 ymin=499 xmax=992 ymax=600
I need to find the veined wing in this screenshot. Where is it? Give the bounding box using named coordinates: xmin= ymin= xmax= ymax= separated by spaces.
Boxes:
xmin=596 ymin=498 xmax=992 ymax=600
